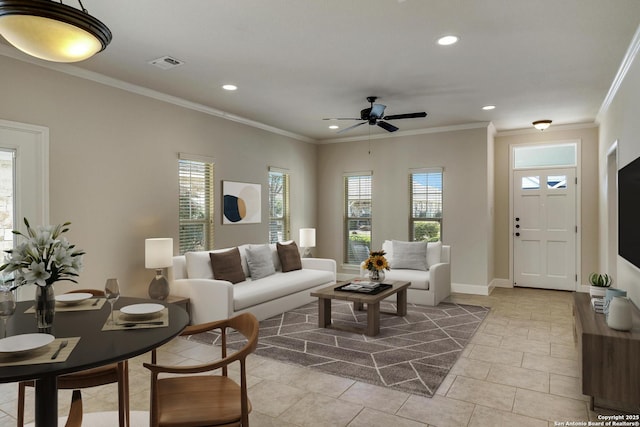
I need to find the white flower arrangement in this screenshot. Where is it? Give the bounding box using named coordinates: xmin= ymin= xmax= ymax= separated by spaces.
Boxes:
xmin=0 ymin=218 xmax=85 ymax=289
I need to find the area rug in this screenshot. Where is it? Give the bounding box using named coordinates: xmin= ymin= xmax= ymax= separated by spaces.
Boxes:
xmin=190 ymin=300 xmax=490 ymax=397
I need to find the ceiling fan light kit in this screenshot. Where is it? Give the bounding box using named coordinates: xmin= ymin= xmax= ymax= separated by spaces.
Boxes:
xmin=532 ymin=119 xmax=552 ymax=131
xmin=0 ymin=0 xmax=112 ymax=63
xmin=324 ymin=96 xmax=427 ymax=134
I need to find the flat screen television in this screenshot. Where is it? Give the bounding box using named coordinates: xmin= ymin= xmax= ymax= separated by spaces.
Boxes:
xmin=619 ymin=155 xmax=640 ymax=269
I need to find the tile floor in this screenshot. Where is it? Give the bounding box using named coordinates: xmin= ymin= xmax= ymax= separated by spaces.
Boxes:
xmin=0 ymin=288 xmax=622 ymax=426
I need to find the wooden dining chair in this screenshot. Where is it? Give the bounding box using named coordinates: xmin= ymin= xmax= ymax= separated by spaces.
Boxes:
xmin=17 ymin=289 xmax=130 ymax=427
xmin=64 ymin=390 xmax=83 ymax=427
xmin=144 ymin=312 xmax=259 ymax=427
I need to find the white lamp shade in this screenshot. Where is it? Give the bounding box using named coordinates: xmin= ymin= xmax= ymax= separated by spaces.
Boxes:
xmin=299 ymin=228 xmax=316 ymax=248
xmin=145 ymin=238 xmax=173 ymax=269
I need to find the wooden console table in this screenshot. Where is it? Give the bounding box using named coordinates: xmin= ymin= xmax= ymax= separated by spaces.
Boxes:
xmin=573 ymin=292 xmax=640 ymax=411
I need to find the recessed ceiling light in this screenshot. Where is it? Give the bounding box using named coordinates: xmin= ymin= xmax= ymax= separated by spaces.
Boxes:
xmin=482 ymin=105 xmax=496 ymax=110
xmin=329 ymin=125 xmax=339 ymax=130
xmin=222 ymin=84 xmax=237 ymax=91
xmin=437 ymin=35 xmax=459 ymax=46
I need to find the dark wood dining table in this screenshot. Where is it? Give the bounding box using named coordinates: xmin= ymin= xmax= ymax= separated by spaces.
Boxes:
xmin=0 ymin=296 xmax=189 ymax=427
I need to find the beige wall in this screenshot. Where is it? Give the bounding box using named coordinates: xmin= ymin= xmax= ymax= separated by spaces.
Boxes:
xmin=493 ymin=127 xmax=600 ymax=285
xmin=0 ymin=56 xmax=317 ymax=297
xmin=599 ymin=44 xmax=640 ymax=307
xmin=316 ymin=126 xmax=493 ymax=290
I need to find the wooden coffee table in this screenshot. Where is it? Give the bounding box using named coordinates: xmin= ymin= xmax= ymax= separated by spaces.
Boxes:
xmin=310 ymin=280 xmax=411 ymax=336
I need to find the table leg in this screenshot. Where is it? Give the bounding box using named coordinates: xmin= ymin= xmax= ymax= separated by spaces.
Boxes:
xmin=318 ymin=298 xmax=331 ymax=328
xmin=366 ymin=302 xmax=380 ymax=336
xmin=35 ymin=376 xmax=58 ymax=427
xmin=397 ymin=289 xmax=408 ymax=316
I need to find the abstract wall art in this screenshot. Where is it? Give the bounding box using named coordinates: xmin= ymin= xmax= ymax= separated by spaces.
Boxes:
xmin=222 ymin=181 xmax=261 ymax=224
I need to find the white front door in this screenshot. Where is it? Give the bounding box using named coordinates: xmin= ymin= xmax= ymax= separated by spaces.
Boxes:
xmin=513 ymin=168 xmax=576 ymax=291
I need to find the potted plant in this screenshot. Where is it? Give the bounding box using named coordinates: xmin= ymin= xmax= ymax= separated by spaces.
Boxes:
xmin=588 ymin=272 xmax=612 ymax=298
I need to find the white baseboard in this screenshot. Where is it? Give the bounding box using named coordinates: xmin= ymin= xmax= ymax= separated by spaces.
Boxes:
xmin=451 ymin=282 xmax=492 ymax=296
xmin=491 ymin=278 xmax=512 ymax=288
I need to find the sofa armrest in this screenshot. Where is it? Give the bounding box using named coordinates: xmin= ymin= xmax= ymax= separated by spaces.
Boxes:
xmin=301 ymin=258 xmax=337 ymax=280
xmin=430 ymin=262 xmax=451 ymax=305
xmin=171 ymin=278 xmax=234 ymax=324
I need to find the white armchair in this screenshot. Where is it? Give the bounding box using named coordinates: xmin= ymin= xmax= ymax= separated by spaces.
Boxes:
xmin=362 ymin=241 xmax=451 ymax=306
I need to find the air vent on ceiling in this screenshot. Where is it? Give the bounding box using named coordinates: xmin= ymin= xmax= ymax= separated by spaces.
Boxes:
xmin=148 ymin=56 xmax=185 ymax=70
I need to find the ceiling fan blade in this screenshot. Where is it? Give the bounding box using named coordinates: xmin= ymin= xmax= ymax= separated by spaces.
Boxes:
xmin=323 ymin=117 xmax=361 ymax=120
xmin=369 ymin=104 xmax=386 ymax=119
xmin=377 ymin=121 xmax=399 ymax=132
xmin=383 ymin=112 xmax=427 ymax=120
xmin=337 ymin=121 xmax=367 ymax=134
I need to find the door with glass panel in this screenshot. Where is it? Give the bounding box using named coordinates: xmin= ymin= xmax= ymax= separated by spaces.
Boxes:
xmin=513 ymin=168 xmax=576 ymax=290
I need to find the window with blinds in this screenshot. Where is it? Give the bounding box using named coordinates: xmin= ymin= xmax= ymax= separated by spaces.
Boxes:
xmin=344 ymin=173 xmax=372 ymax=265
xmin=178 ymin=155 xmax=214 ymax=254
xmin=410 ymin=168 xmax=443 ymax=242
xmin=268 ymin=168 xmax=289 ymax=243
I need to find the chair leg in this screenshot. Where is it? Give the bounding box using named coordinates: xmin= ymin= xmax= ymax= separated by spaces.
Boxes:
xmin=64 ymin=390 xmax=83 ymax=427
xmin=117 ymin=361 xmax=130 ymax=427
xmin=16 ymin=382 xmax=25 ymax=427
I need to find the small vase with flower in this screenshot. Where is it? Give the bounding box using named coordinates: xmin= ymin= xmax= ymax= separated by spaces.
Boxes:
xmin=363 ymin=250 xmax=390 ymax=283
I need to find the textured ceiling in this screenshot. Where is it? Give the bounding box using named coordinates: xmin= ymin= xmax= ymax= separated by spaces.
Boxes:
xmin=3 ymin=0 xmax=639 ymax=141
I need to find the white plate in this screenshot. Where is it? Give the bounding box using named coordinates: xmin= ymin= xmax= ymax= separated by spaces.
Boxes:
xmin=55 ymin=293 xmax=94 ymax=305
xmin=119 ymin=303 xmax=164 ymax=317
xmin=0 ymin=333 xmax=55 ymax=354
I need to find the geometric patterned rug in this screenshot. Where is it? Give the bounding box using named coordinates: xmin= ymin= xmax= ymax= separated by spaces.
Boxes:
xmin=190 ymin=300 xmax=490 ymax=397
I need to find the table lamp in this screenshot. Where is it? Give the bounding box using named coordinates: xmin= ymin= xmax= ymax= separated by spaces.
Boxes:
xmin=299 ymin=228 xmax=316 ymax=258
xmin=145 ymin=238 xmax=173 ymax=300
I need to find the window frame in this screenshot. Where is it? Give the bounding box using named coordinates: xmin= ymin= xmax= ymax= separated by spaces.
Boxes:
xmin=268 ymin=167 xmax=290 ymax=243
xmin=178 ymin=153 xmax=215 ymax=255
xmin=409 ymin=168 xmax=443 ymax=242
xmin=344 ymin=172 xmax=372 ymax=265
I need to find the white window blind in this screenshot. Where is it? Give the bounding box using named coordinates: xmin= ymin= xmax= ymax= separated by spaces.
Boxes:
xmin=409 ymin=168 xmax=443 ymax=242
xmin=268 ymin=167 xmax=290 ymax=243
xmin=344 ymin=172 xmax=372 ymax=264
xmin=178 ymin=154 xmax=214 ymax=254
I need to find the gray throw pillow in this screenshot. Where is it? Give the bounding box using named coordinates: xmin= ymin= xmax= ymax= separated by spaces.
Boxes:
xmin=246 ymin=244 xmax=276 ymax=280
xmin=209 ymin=247 xmax=246 ymax=284
xmin=277 ymin=241 xmax=302 ymax=272
xmin=391 ymin=240 xmax=428 ymax=271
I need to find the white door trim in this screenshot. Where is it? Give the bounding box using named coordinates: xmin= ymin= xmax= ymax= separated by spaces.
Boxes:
xmin=508 ymin=140 xmax=582 ymax=289
xmin=0 ymin=119 xmax=50 ymax=227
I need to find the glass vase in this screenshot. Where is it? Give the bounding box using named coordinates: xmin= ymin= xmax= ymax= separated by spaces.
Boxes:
xmin=35 ymin=285 xmax=55 ymax=330
xmin=368 ymin=269 xmax=385 ymax=283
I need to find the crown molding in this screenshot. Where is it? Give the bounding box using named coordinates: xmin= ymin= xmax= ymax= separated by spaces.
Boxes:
xmin=596 ymin=23 xmax=640 ymax=123
xmin=318 ymin=122 xmax=491 ymax=144
xmin=495 ymin=122 xmax=597 ymax=137
xmin=0 ymin=45 xmax=315 ymax=144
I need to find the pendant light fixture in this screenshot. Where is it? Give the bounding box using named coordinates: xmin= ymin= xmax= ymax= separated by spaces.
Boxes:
xmin=532 ymin=120 xmax=552 ymax=131
xmin=0 ymin=0 xmax=111 ymax=63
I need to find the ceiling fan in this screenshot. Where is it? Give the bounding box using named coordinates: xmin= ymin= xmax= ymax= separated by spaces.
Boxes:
xmin=323 ymin=96 xmax=427 ymax=134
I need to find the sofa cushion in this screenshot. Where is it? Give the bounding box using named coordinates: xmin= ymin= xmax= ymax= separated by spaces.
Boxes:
xmin=384 ymin=269 xmax=430 ymax=290
xmin=185 ymin=251 xmax=214 ymax=279
xmin=246 ymin=244 xmax=276 ymax=280
xmin=210 ymin=248 xmax=246 ymax=284
xmin=392 ymin=240 xmax=427 ymax=270
xmin=233 ymin=269 xmax=334 ymax=310
xmin=277 ymin=242 xmax=302 ymax=272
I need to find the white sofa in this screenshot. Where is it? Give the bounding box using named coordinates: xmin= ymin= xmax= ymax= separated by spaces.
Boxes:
xmin=362 ymin=240 xmax=451 ymax=306
xmin=171 ymin=244 xmax=336 ymax=324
